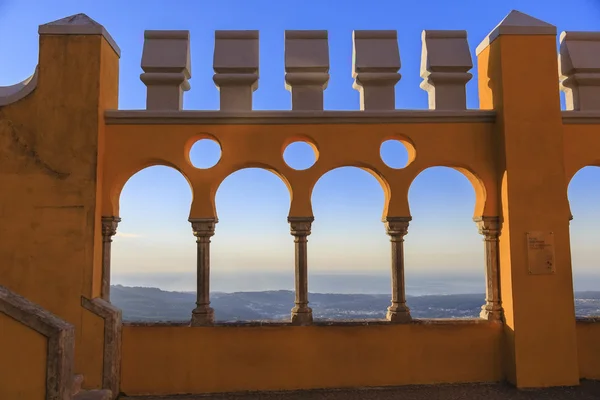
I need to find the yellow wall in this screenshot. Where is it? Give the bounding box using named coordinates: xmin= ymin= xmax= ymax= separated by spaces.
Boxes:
xmin=0 ymin=33 xmax=119 ymax=390
xmin=0 ymin=313 xmax=47 ymax=400
xmin=121 ymin=322 xmax=503 ymax=395
xmin=576 ymin=321 xmax=600 ymax=380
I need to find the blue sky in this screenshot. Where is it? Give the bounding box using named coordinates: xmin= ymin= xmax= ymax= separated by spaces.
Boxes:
xmin=1 ymin=0 xmax=600 ymax=293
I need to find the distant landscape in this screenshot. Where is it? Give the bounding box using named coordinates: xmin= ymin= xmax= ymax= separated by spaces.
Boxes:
xmin=111 ymin=285 xmax=600 ymax=322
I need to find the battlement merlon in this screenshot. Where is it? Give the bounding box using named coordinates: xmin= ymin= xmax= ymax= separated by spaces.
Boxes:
xmin=559 ymin=31 xmax=600 ymax=111
xmin=141 ymin=30 xmax=191 ymax=111
xmin=3 ymin=11 xmax=600 ymax=117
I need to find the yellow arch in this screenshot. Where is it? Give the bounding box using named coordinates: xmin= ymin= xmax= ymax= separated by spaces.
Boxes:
xmin=109 ymin=160 xmax=193 ymax=217
xmin=309 ymin=164 xmax=390 ymax=217
xmin=210 ymin=165 xmax=292 ymax=219
xmin=566 ymin=165 xmax=600 ymax=221
xmin=407 ymin=165 xmax=487 ymax=219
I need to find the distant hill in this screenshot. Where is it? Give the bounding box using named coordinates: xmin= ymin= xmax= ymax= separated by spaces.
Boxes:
xmin=111 ymin=285 xmax=600 ymax=322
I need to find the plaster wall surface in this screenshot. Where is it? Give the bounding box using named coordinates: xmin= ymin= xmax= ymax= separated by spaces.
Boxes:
xmin=120 ymin=322 xmax=504 ymax=395
xmin=0 ymin=312 xmax=47 ymax=400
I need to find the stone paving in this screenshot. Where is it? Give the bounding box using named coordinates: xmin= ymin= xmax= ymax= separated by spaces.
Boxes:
xmin=122 ymin=380 xmax=600 ymax=400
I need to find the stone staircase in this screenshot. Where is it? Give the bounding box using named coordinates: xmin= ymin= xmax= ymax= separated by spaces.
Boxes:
xmin=72 ymin=374 xmax=112 ymax=400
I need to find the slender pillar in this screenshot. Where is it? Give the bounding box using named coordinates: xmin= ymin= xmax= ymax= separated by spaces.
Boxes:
xmin=189 ymin=218 xmax=217 ymax=326
xmin=101 ymin=216 xmax=120 ymax=301
xmin=474 ymin=216 xmax=503 ymax=321
xmin=384 ymin=217 xmax=412 ymax=322
xmin=288 ymin=217 xmax=314 ymax=325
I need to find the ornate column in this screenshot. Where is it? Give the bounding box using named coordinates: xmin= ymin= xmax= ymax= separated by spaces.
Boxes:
xmin=288 ymin=217 xmax=314 ymax=325
xmin=101 ymin=216 xmax=120 ymax=301
xmin=474 ymin=216 xmax=503 ymax=321
xmin=384 ymin=217 xmax=412 ymax=322
xmin=189 ymin=218 xmax=218 ymax=326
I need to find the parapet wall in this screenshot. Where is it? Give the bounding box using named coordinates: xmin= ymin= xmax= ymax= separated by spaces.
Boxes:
xmin=1 ymin=9 xmax=600 ymax=398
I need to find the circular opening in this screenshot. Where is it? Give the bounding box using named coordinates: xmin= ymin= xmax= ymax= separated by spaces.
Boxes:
xmin=380 ymin=140 xmax=409 ymax=169
xmin=283 ymin=141 xmax=317 ymax=170
xmin=189 ymin=139 xmax=221 ymax=169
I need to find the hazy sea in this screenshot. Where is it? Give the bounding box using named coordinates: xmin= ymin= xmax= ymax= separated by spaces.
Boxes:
xmin=112 ymin=271 xmax=600 ymax=295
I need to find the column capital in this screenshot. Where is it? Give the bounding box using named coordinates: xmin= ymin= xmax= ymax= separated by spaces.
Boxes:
xmin=288 ymin=216 xmax=314 ymax=236
xmin=189 ymin=218 xmax=218 ymax=237
xmin=101 ymin=216 xmax=121 ymax=237
xmin=473 ymin=216 xmax=501 ymax=237
xmin=383 ymin=216 xmax=411 ymax=236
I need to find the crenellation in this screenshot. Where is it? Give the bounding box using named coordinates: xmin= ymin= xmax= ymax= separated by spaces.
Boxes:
xmin=420 ymin=30 xmax=473 ymax=110
xmin=284 ymin=30 xmax=330 ymax=111
xmin=352 ymin=30 xmax=401 ymax=110
xmin=140 ymin=30 xmax=191 ymax=111
xmin=559 ymin=31 xmax=600 ymax=111
xmin=213 ymin=30 xmax=260 ymax=111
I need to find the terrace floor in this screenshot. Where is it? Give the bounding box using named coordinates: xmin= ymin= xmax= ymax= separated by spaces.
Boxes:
xmin=122 ymin=380 xmax=600 ymax=400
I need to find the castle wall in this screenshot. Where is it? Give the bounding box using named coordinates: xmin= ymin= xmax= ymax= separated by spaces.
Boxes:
xmin=120 ymin=322 xmax=503 ymax=395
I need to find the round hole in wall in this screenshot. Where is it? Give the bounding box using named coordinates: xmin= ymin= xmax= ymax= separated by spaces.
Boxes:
xmin=380 ymin=140 xmax=409 ymax=169
xmin=283 ymin=141 xmax=317 ymax=170
xmin=189 ymin=139 xmax=221 ymax=169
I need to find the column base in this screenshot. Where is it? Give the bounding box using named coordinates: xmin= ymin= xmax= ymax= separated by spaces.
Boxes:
xmin=191 ymin=307 xmax=214 ymax=326
xmin=386 ymin=305 xmax=412 ymax=323
xmin=480 ymin=304 xmax=503 ymax=322
xmin=291 ymin=306 xmax=313 ymax=325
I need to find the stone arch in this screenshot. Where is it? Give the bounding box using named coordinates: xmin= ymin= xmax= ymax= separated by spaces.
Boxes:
xmin=309 ymin=163 xmax=391 ymax=218
xmin=209 ymin=164 xmax=293 ymax=219
xmin=567 ymin=163 xmax=600 ymax=220
xmin=109 ymin=160 xmax=193 ymax=217
xmin=209 ymin=166 xmax=294 ymax=306
xmin=407 ymin=165 xmax=487 ymax=219
xmin=565 ymin=165 xmax=600 ymax=310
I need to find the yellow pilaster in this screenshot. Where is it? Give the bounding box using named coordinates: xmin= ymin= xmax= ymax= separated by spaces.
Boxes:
xmin=477 ymin=11 xmax=579 ymax=387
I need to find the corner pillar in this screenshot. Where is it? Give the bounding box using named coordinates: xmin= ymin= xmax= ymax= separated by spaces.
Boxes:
xmin=288 ymin=217 xmax=314 ymax=325
xmin=474 ymin=216 xmax=503 ymax=321
xmin=189 ymin=218 xmax=217 ymax=326
xmin=101 ymin=217 xmax=120 ymax=302
xmin=477 ymin=10 xmax=579 ymax=387
xmin=384 ymin=217 xmax=412 ymax=323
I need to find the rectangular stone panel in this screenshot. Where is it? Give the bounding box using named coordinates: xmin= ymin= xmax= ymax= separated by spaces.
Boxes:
xmin=526 ymin=231 xmax=556 ymax=275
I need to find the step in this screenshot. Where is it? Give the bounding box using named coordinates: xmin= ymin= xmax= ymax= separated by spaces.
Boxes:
xmin=73 ymin=389 xmax=112 ymax=400
xmin=71 ymin=374 xmax=84 ymax=396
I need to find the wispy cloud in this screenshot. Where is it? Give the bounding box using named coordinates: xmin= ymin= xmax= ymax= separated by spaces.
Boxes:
xmin=116 ymin=232 xmax=142 ymax=239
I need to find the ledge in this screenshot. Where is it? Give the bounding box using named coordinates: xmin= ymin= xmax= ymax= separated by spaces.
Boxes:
xmin=104 ymin=109 xmax=496 ymax=125
xmin=0 ymin=285 xmax=74 ymax=400
xmin=123 ymin=317 xmax=496 ymax=328
xmin=562 ymin=111 xmax=600 ymax=124
xmin=576 ymin=316 xmax=600 ymax=324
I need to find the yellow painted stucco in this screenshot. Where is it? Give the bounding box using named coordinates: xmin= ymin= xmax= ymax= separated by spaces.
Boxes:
xmin=0 ymin=313 xmax=47 ymax=400
xmin=576 ymin=321 xmax=600 ymax=380
xmin=0 ymin=12 xmax=599 ymax=399
xmin=120 ymin=322 xmax=504 ymax=396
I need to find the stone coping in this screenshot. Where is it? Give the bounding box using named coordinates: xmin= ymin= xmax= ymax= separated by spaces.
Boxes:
xmin=0 ymin=285 xmax=74 ymax=400
xmin=104 ymin=109 xmax=496 ymax=125
xmin=575 ymin=316 xmax=600 ymax=324
xmin=123 ymin=318 xmax=497 ymax=328
xmin=562 ymin=111 xmax=600 ymax=124
xmin=81 ymin=297 xmax=122 ymax=398
xmin=103 ymin=110 xmax=600 ymax=125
